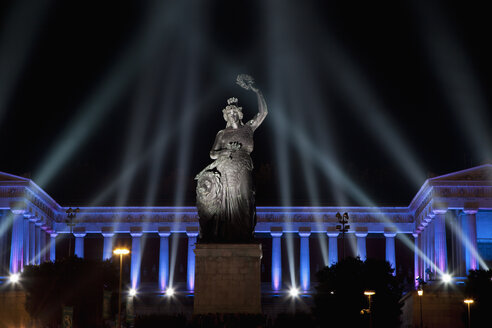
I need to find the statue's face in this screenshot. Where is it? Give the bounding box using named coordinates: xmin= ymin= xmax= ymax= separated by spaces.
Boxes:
xmin=224 ymin=109 xmax=240 ymax=124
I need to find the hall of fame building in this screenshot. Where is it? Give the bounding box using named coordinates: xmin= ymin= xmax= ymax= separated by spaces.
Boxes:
xmin=1 ymin=165 xmax=492 ymax=296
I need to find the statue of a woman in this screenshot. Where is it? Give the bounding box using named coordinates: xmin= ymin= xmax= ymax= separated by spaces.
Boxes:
xmin=196 ymin=75 xmax=268 ymax=243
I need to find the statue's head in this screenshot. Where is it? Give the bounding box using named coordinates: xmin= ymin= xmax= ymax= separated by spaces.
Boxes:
xmin=222 ymin=97 xmax=243 ymax=127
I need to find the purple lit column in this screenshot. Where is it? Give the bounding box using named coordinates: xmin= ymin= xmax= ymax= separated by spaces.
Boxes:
xmin=74 ymin=228 xmax=86 ymax=259
xmin=270 ymin=227 xmax=283 ymax=292
xmin=35 ymin=222 xmax=42 ymax=265
xmin=355 ymin=230 xmax=368 ymax=262
xmin=186 ymin=227 xmax=199 ymax=292
xmin=158 ymin=227 xmax=171 ymax=292
xmin=29 ymin=219 xmax=36 ymax=264
xmin=9 ymin=213 xmax=24 ymax=273
xmin=101 ymin=227 xmax=115 ymax=260
xmin=384 ymin=230 xmax=397 ymax=275
xmin=327 ymin=230 xmax=339 ymax=267
xmin=464 ymin=206 xmax=478 ymax=272
xmin=130 ymin=228 xmax=143 ymax=290
xmin=50 ymin=232 xmax=57 ymax=262
xmin=299 ymin=227 xmax=311 ymax=292
xmin=23 ymin=217 xmax=30 ymax=266
xmin=40 ymin=227 xmax=47 ymax=262
xmin=433 ymin=207 xmax=447 ymax=274
xmin=412 ymin=232 xmax=419 ymax=286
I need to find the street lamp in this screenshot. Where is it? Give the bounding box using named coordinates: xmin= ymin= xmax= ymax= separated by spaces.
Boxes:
xmin=364 ymin=290 xmax=375 ymax=328
xmin=417 ymin=289 xmax=423 ymax=328
xmin=114 ymin=248 xmax=130 ymax=328
xmin=464 ymin=299 xmax=474 ymax=328
xmin=335 ymin=212 xmax=350 ymax=260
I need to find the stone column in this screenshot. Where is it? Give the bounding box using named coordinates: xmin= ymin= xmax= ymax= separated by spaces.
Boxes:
xmin=50 ymin=232 xmax=57 ymax=262
xmin=384 ymin=229 xmax=397 ymax=275
xmin=130 ymin=227 xmax=143 ymax=290
xmin=73 ymin=227 xmax=86 ymax=259
xmin=9 ymin=212 xmax=25 ymax=273
xmin=35 ymin=222 xmax=42 ymax=265
xmin=355 ymin=228 xmax=368 ymax=262
xmin=29 ymin=219 xmax=36 ymax=264
xmin=327 ymin=229 xmax=339 ymax=267
xmin=158 ymin=227 xmax=171 ymax=291
xmin=186 ymin=227 xmax=199 ymax=292
xmin=101 ymin=227 xmax=115 ymax=261
xmin=433 ymin=206 xmax=448 ymax=275
xmin=23 ymin=217 xmax=30 ymax=267
xmin=463 ymin=205 xmax=479 ymax=272
xmin=40 ymin=227 xmax=47 ymax=262
xmin=299 ymin=227 xmax=311 ymax=292
xmin=412 ymin=232 xmax=419 ymax=286
xmin=270 ymin=227 xmax=283 ymax=292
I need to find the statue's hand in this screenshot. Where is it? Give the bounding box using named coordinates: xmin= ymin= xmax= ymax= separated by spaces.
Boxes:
xmin=227 ymin=141 xmax=242 ymax=151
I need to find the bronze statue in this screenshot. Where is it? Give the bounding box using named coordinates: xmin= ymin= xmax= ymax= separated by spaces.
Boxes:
xmin=196 ymin=75 xmax=268 ymax=242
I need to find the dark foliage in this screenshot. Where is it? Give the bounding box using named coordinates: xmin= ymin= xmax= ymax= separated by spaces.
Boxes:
xmin=190 ymin=313 xmax=266 ymax=328
xmin=272 ymin=312 xmax=316 ymax=328
xmin=135 ymin=313 xmax=187 ymax=328
xmin=21 ymin=256 xmax=118 ymax=327
xmin=465 ymin=269 xmax=492 ymax=326
xmin=313 ymin=257 xmax=403 ymax=327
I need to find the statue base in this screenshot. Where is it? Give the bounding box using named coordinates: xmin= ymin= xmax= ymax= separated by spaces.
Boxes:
xmin=193 ymin=243 xmax=262 ymax=314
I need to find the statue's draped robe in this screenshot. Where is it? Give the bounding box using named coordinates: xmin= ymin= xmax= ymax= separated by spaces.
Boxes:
xmin=196 ymin=125 xmax=256 ymax=242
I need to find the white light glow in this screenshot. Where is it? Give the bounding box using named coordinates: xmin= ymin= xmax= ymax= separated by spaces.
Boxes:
xmin=9 ymin=273 xmax=20 ymax=284
xmin=442 ymin=273 xmax=452 ymax=283
xmin=165 ymin=287 xmax=175 ymax=297
xmin=289 ymin=287 xmax=300 ymax=298
xmin=129 ymin=288 xmax=137 ymax=297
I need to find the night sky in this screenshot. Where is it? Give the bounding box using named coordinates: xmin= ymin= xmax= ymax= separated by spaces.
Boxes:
xmin=1 ymin=0 xmax=491 ymax=207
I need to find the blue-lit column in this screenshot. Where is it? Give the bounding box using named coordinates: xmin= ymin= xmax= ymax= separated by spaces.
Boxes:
xmin=420 ymin=219 xmax=429 ymax=279
xmin=327 ymin=230 xmax=339 ymax=267
xmin=355 ymin=229 xmax=368 ymax=262
xmin=158 ymin=227 xmax=171 ymax=292
xmin=40 ymin=227 xmax=47 ymax=263
xmin=29 ymin=218 xmax=36 ymax=264
xmin=384 ymin=230 xmax=397 ymax=275
xmin=464 ymin=206 xmax=478 ymax=272
xmin=101 ymin=227 xmax=115 ymax=260
xmin=299 ymin=227 xmax=311 ymax=292
xmin=9 ymin=212 xmax=25 ymax=273
xmin=50 ymin=232 xmax=57 ymax=262
xmin=433 ymin=206 xmax=448 ymax=274
xmin=23 ymin=217 xmax=30 ymax=267
xmin=186 ymin=227 xmax=199 ymax=292
xmin=130 ymin=227 xmax=143 ymax=290
xmin=412 ymin=232 xmax=419 ymax=286
xmin=74 ymin=228 xmax=86 ymax=259
xmin=35 ymin=222 xmax=42 ymax=265
xmin=270 ymin=227 xmax=283 ymax=292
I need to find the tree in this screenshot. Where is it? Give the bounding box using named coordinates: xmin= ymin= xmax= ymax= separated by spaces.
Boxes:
xmin=313 ymin=257 xmax=403 ymax=327
xmin=22 ymin=256 xmax=118 ymax=327
xmin=465 ymin=269 xmax=492 ymax=325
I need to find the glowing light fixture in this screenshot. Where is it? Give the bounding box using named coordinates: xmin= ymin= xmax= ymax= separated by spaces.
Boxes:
xmin=442 ymin=273 xmax=452 ymax=283
xmin=464 ymin=299 xmax=474 ymax=304
xmin=364 ymin=290 xmax=375 ymax=296
xmin=129 ymin=288 xmax=137 ymax=297
xmin=417 ymin=289 xmax=423 ymax=296
xmin=289 ymin=287 xmax=300 ymax=298
xmin=165 ymin=287 xmax=175 ymax=297
xmin=9 ymin=273 xmax=20 ymax=284
xmin=114 ymin=248 xmax=130 ymax=255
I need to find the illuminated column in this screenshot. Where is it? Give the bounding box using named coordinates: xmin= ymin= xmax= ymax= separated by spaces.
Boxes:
xmin=327 ymin=230 xmax=339 ymax=267
xmin=299 ymin=227 xmax=311 ymax=292
xmin=464 ymin=206 xmax=478 ymax=272
xmin=73 ymin=228 xmax=86 ymax=259
xmin=101 ymin=227 xmax=115 ymax=261
xmin=130 ymin=227 xmax=143 ymax=289
xmin=29 ymin=219 xmax=36 ymax=264
xmin=355 ymin=229 xmax=368 ymax=262
xmin=384 ymin=229 xmax=397 ymax=275
xmin=9 ymin=213 xmax=25 ymax=273
xmin=40 ymin=227 xmax=47 ymax=262
xmin=433 ymin=206 xmax=448 ymax=274
xmin=23 ymin=217 xmax=30 ymax=266
xmin=35 ymin=222 xmax=42 ymax=264
xmin=186 ymin=227 xmax=199 ymax=292
xmin=270 ymin=227 xmax=283 ymax=292
xmin=50 ymin=232 xmax=57 ymax=262
xmin=158 ymin=227 xmax=171 ymax=291
xmin=412 ymin=232 xmax=419 ymax=286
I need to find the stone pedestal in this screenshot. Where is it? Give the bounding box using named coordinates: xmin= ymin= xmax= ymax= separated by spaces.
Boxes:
xmin=194 ymin=243 xmax=262 ymax=314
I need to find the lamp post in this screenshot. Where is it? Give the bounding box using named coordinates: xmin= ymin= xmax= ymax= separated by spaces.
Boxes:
xmin=417 ymin=289 xmax=423 ymax=328
xmin=65 ymin=208 xmax=79 ymax=257
xmin=336 ymin=212 xmax=349 ymax=260
xmin=114 ymin=248 xmax=130 ymax=328
xmin=364 ymin=290 xmax=375 ymax=328
xmin=464 ymin=299 xmax=474 ymax=328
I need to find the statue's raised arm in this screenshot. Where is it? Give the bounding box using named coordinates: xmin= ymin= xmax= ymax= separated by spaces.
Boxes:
xmin=236 ymin=74 xmax=268 ymax=132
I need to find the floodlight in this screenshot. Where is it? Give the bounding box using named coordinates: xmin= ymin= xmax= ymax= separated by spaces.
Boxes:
xmin=129 ymin=288 xmax=137 ymax=297
xmin=289 ymin=287 xmax=299 ymax=297
xmin=442 ymin=273 xmax=452 ymax=283
xmin=9 ymin=273 xmax=20 ymax=284
xmin=165 ymin=287 xmax=175 ymax=297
